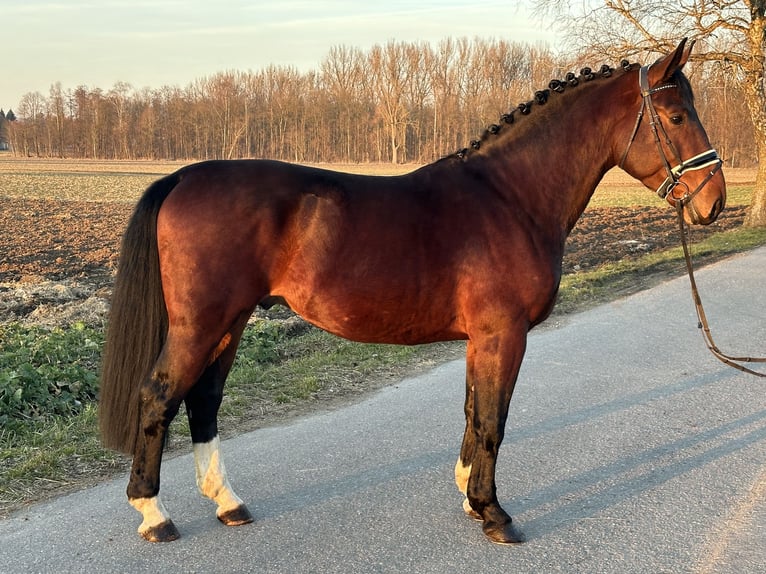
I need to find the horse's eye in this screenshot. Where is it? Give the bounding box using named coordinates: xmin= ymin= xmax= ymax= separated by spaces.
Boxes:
xmin=669 ymin=114 xmax=684 ymax=125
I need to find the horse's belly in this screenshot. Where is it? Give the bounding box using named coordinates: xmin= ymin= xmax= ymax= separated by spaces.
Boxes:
xmin=281 ymin=292 xmax=464 ymax=346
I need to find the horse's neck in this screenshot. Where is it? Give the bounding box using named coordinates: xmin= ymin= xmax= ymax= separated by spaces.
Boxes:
xmin=473 ymin=85 xmax=620 ymax=238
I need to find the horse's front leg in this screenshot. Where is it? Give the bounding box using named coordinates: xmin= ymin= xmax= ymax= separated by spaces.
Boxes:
xmin=455 ymin=374 xmax=481 ymax=520
xmin=461 ymin=330 xmax=528 ymax=544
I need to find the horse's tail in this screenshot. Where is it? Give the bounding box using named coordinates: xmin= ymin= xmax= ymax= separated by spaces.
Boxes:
xmin=98 ymin=173 xmax=180 ymax=454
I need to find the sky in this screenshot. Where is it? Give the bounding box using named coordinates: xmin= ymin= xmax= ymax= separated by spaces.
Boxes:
xmin=3 ymin=0 xmax=557 ymax=112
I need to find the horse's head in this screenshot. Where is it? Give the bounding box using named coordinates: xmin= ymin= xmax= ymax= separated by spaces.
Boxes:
xmin=617 ymin=38 xmax=726 ymax=225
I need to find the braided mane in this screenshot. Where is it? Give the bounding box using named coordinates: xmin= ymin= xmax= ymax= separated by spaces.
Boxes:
xmin=454 ymin=59 xmax=641 ymax=160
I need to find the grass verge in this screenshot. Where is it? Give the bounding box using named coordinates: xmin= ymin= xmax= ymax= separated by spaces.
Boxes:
xmin=0 ymin=317 xmax=461 ymax=514
xmin=555 ymin=225 xmax=766 ymax=315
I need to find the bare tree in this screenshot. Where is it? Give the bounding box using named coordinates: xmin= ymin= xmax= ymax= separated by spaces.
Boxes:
xmin=427 ymin=39 xmax=459 ymax=157
xmin=369 ymin=41 xmax=414 ymax=164
xmin=13 ymin=33 xmax=755 ymax=175
xmin=48 ymin=83 xmax=69 ymax=157
xmin=321 ymin=45 xmax=367 ymax=162
xmin=533 ymin=0 xmax=766 ymax=226
xmin=403 ymin=42 xmax=433 ymax=163
xmin=697 ymin=59 xmax=755 ymax=167
xmin=108 ymin=82 xmax=133 ymax=159
xmin=17 ymin=91 xmax=47 ymax=156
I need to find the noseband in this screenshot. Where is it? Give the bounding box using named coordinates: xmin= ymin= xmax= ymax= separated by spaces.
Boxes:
xmin=619 ymin=65 xmax=722 ymax=214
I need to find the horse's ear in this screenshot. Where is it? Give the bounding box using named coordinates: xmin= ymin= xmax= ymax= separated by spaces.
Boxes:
xmin=648 ymin=38 xmax=691 ymax=85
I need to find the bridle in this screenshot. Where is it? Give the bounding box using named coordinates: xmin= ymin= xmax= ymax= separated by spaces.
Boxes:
xmin=621 ymin=64 xmax=765 ymax=377
xmin=619 ymin=64 xmax=722 ymax=221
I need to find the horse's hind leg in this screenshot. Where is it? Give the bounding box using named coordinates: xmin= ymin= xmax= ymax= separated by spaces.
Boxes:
xmin=126 ymin=351 xmax=188 ymax=542
xmin=185 ymin=315 xmax=253 ymax=527
xmin=127 ymin=327 xmax=230 ymax=542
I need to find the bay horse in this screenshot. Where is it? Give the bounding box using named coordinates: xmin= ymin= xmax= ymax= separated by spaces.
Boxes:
xmin=99 ymin=39 xmax=725 ymax=544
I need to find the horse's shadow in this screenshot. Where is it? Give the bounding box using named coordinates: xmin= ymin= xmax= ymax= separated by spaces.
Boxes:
xmin=514 ymin=405 xmax=766 ymax=540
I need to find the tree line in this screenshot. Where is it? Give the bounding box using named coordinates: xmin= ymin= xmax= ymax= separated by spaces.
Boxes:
xmin=3 ymin=37 xmax=757 ymax=166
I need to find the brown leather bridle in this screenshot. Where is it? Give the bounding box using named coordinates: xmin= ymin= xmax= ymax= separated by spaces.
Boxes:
xmin=619 ymin=64 xmax=722 ymax=222
xmin=620 ymin=63 xmax=764 ymax=377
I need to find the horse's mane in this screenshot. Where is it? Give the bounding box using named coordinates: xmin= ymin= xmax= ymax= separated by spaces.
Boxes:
xmin=452 ymin=59 xmax=643 ymax=160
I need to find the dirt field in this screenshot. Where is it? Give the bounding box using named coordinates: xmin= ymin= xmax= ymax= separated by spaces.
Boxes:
xmin=0 ymin=162 xmax=752 ymax=327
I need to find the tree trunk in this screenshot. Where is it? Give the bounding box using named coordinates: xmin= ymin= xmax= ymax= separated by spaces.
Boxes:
xmin=742 ymin=9 xmax=766 ymax=227
xmin=743 ymin=143 xmax=766 ymax=227
xmin=390 ymin=122 xmax=399 ymax=164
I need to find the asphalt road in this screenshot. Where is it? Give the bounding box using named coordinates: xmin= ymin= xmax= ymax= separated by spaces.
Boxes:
xmin=2 ymin=247 xmax=765 ymax=574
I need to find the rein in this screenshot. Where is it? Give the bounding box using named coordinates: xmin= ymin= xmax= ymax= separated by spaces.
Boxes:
xmin=675 ymin=203 xmax=766 ymax=377
xmin=623 ymin=62 xmax=764 ymax=377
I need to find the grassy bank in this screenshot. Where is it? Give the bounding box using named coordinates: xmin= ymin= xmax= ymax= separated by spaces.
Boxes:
xmin=556 ymin=225 xmax=766 ymax=314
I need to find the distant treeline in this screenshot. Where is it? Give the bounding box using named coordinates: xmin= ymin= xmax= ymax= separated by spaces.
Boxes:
xmin=4 ymin=38 xmax=756 ymax=166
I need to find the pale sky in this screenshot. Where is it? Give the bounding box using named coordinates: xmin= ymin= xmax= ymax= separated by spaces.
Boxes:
xmin=3 ymin=0 xmax=557 ymax=112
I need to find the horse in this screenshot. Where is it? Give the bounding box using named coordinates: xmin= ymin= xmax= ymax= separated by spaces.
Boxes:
xmin=99 ymin=39 xmax=725 ymax=544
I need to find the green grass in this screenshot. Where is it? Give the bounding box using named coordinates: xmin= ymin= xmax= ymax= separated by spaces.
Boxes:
xmin=724 ymin=185 xmax=757 ymax=206
xmin=0 ymin=317 xmax=454 ymax=511
xmin=556 ymin=225 xmax=766 ymax=314
xmin=168 ymin=319 xmax=455 ymax=439
xmin=227 ymin=324 xmax=415 ymax=406
xmin=590 ymin=184 xmax=754 ymax=209
xmin=0 ymin=323 xmax=123 ymax=508
xmin=0 ymin=405 xmax=120 ymax=481
xmin=0 ymin=323 xmax=102 ymax=426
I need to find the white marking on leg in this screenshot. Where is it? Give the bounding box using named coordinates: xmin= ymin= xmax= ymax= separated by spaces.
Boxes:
xmin=455 ymin=458 xmax=472 ymax=495
xmin=129 ymin=495 xmax=171 ymax=535
xmin=463 ymin=497 xmax=478 ymax=516
xmin=193 ymin=436 xmax=245 ymax=517
xmin=455 ymin=457 xmax=478 ymax=517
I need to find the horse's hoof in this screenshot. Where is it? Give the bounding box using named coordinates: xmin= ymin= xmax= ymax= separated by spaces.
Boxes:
xmin=217 ymin=504 xmax=254 ymax=526
xmin=139 ymin=520 xmax=180 ymax=543
xmin=482 ymin=520 xmax=526 ymax=545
